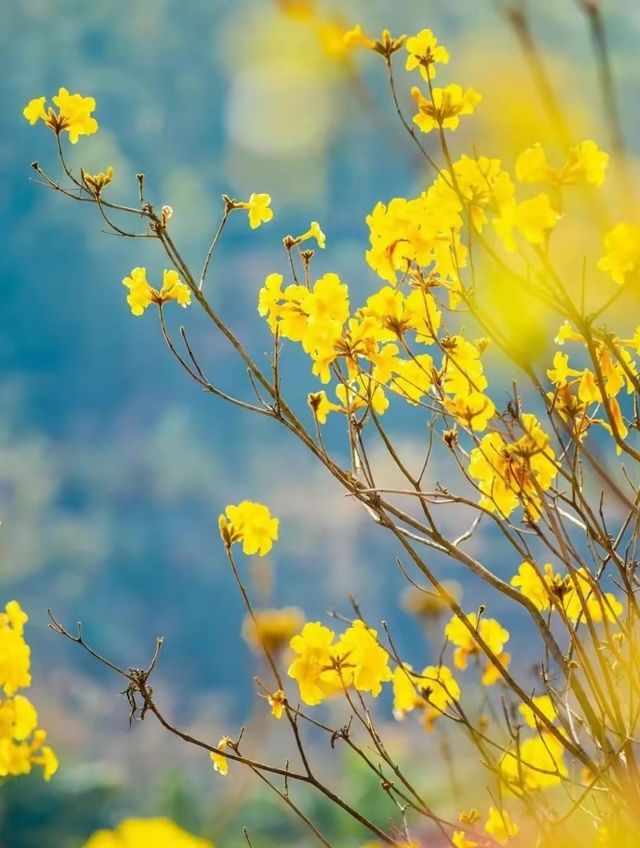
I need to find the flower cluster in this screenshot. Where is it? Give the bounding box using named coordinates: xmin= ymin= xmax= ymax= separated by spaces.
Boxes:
xmin=0 ymin=601 xmax=58 ymax=782
xmin=23 ymin=87 xmax=98 ymax=143
xmin=287 ymin=620 xmax=392 ymax=705
xmin=121 ymin=267 xmax=191 ymax=317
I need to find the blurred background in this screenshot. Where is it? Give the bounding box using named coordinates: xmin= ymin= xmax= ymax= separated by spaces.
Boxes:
xmin=2 ymin=0 xmax=640 ymax=845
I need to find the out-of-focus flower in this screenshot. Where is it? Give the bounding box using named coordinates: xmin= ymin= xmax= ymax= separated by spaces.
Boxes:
xmin=444 ymin=613 xmax=510 ymax=686
xmin=83 ymin=818 xmax=214 ymax=848
xmin=494 ymin=194 xmax=561 ymax=251
xmin=242 ymin=607 xmax=305 ymax=655
xmin=516 ymin=140 xmax=608 ymax=188
xmin=598 ymin=223 xmax=640 ymax=284
xmin=485 ymin=807 xmax=518 ymax=844
xmin=500 ymin=733 xmax=567 ymax=792
xmin=23 ymin=88 xmax=98 ymax=143
xmin=218 ymin=501 xmax=279 ymax=557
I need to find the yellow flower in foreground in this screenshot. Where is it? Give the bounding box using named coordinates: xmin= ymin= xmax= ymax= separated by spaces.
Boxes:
xmin=405 ymin=29 xmax=449 ymax=80
xmin=392 ymin=663 xmax=459 ymax=729
xmin=598 ymin=222 xmax=640 ymax=284
xmin=288 ymin=622 xmax=342 ymax=706
xmin=237 ymin=193 xmax=273 ymax=229
xmin=23 ymin=88 xmax=98 ymax=143
xmin=121 ymin=267 xmax=191 ymax=316
xmin=468 ymin=413 xmax=557 ymax=519
xmin=210 ymin=736 xmax=231 ymax=776
xmin=294 ymin=221 xmax=326 ymax=248
xmin=511 ymin=561 xmax=557 ymax=611
xmin=0 ymin=603 xmax=31 ymax=696
xmin=411 ymin=84 xmax=481 ymax=133
xmin=218 ymin=501 xmax=279 ymax=557
xmin=485 ymin=807 xmax=518 ymax=844
xmin=335 ymin=620 xmax=392 ymax=697
xmin=82 ymin=817 xmax=214 ymax=848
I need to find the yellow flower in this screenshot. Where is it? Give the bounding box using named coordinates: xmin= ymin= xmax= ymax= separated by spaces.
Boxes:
xmin=405 ymin=29 xmax=449 ymax=80
xmin=82 ymin=818 xmax=214 ymax=848
xmin=500 ymin=733 xmax=567 ymax=792
xmin=335 ymin=376 xmax=389 ymax=416
xmin=516 ymin=140 xmax=608 ymax=188
xmin=237 ymin=193 xmax=273 ymax=229
xmin=511 ymin=561 xmax=557 ymax=611
xmin=393 ymin=663 xmax=459 ymax=730
xmin=23 ymin=96 xmax=47 ymax=125
xmin=287 ymin=622 xmax=342 ymax=705
xmin=391 ymin=355 xmax=433 ymax=404
xmin=562 ymin=568 xmax=623 ymax=624
xmin=411 ymin=83 xmax=481 ymax=133
xmin=598 ymin=222 xmax=640 ymax=284
xmin=0 ymin=614 xmax=31 ymax=697
xmin=342 ymin=24 xmax=375 ymax=50
xmin=494 ymin=194 xmax=560 ymax=251
xmin=293 ymin=221 xmax=326 ymax=248
xmin=268 ymin=689 xmax=287 ymax=719
xmin=519 ymin=694 xmax=556 ymax=730
xmin=218 ymin=501 xmax=279 ymax=557
xmin=485 ymin=807 xmax=518 ymax=844
xmin=468 ymin=413 xmax=557 ymax=519
xmin=242 ymin=607 xmax=305 ymax=655
xmin=24 ymin=88 xmax=98 ymax=143
xmin=210 ymin=736 xmax=231 ymax=776
xmin=82 ymin=166 xmax=114 ymax=196
xmin=452 ymin=832 xmax=479 ymax=848
xmin=445 ymin=613 xmax=510 ymax=686
xmin=334 ymin=620 xmax=392 ymax=697
xmin=121 ymin=267 xmax=190 ymax=316
xmin=308 ymin=391 xmax=340 ymax=423
xmin=443 ymin=392 xmax=495 ymax=431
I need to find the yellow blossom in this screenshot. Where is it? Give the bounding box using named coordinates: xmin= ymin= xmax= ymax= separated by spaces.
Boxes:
xmin=519 ymin=694 xmax=557 ymax=730
xmin=485 ymin=807 xmax=518 ymax=844
xmin=598 ymin=222 xmax=640 ymax=284
xmin=452 ymin=831 xmax=479 ymax=848
xmin=405 ymin=29 xmax=449 ymax=80
xmin=268 ymin=689 xmax=287 ymax=719
xmin=287 ymin=622 xmax=343 ymax=705
xmin=411 ymin=84 xmax=481 ymax=133
xmin=468 ymin=414 xmax=557 ymax=519
xmin=516 ymin=140 xmax=608 ymax=188
xmin=82 ymin=817 xmax=214 ymax=848
xmin=23 ymin=88 xmax=98 ymax=143
xmin=445 ymin=612 xmax=510 ymax=686
xmin=210 ymin=737 xmax=231 ymax=776
xmin=334 ymin=620 xmax=392 ymax=697
xmin=500 ymin=733 xmax=567 ymax=792
xmin=342 ymin=24 xmax=375 ymax=50
xmin=121 ymin=267 xmax=190 ymax=316
xmin=308 ymin=391 xmax=340 ymax=423
xmin=511 ymin=561 xmax=557 ymax=611
xmin=294 ymin=221 xmax=326 ymax=248
xmin=443 ymin=392 xmax=495 ymax=431
xmin=391 ymin=355 xmax=433 ymax=404
xmin=237 ymin=193 xmax=273 ymax=229
xmin=494 ymin=194 xmax=560 ymax=251
xmin=242 ymin=607 xmax=304 ymax=655
xmin=218 ymin=501 xmax=279 ymax=557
